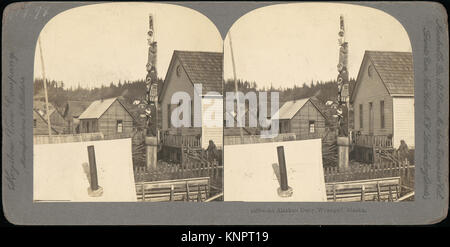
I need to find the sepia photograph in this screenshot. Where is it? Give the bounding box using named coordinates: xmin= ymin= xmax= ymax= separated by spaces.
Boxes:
xmin=3 ymin=0 xmax=448 ymax=226
xmin=222 ymin=3 xmax=415 ymax=202
xmin=33 ymin=2 xmax=224 ymax=202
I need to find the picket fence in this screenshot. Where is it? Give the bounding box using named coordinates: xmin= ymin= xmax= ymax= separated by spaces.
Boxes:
xmin=224 ymin=133 xmax=297 ymax=145
xmin=33 ymin=132 xmax=104 ymax=144
xmin=324 ymin=160 xmax=414 ymax=189
xmin=134 ymin=161 xmax=223 ymax=186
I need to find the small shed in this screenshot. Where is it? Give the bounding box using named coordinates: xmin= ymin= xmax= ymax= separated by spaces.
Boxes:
xmin=78 ymin=97 xmax=136 ymax=136
xmin=273 ymin=98 xmax=327 ymax=140
xmin=350 ymin=51 xmax=414 ymax=148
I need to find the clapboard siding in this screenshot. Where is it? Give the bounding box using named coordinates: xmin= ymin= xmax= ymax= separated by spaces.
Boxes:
xmin=79 ymin=100 xmax=134 ymax=135
xmin=288 ymin=100 xmax=326 ymax=140
xmin=49 ymin=110 xmax=68 ymax=133
xmin=392 ymin=97 xmax=415 ymax=148
xmin=352 ymin=58 xmax=393 ymax=136
xmin=33 ymin=111 xmax=59 ymax=135
xmin=161 ymin=58 xmax=198 ymax=130
xmin=98 ymin=100 xmax=134 ymax=136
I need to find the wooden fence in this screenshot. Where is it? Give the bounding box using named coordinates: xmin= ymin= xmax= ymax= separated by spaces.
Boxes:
xmin=136 ymin=177 xmax=210 ymax=202
xmin=134 ymin=160 xmax=223 ymax=187
xmin=326 ymin=177 xmax=402 ymax=202
xmin=324 ymin=160 xmax=414 ymax=190
xmin=353 ymin=134 xmax=392 ymax=148
xmin=33 ymin=132 xmax=104 ymax=144
xmin=161 ymin=132 xmax=201 ymax=148
xmin=224 ymin=133 xmax=297 ymax=145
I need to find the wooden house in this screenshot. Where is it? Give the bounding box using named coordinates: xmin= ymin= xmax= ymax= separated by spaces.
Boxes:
xmin=33 ymin=109 xmax=60 ymax=135
xmin=33 ymin=100 xmax=66 ymax=134
xmin=350 ymin=51 xmax=414 ymax=148
xmin=78 ymin=97 xmax=136 ymax=136
xmin=272 ymin=97 xmax=327 ymax=140
xmin=159 ymin=50 xmax=223 ymax=149
xmin=60 ymin=100 xmax=92 ymax=133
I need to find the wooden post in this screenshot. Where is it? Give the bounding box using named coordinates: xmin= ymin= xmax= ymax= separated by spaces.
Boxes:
xmin=185 ymin=182 xmax=190 ymax=201
xmin=333 ymin=184 xmax=337 ymax=202
xmin=388 ymin=185 xmax=393 ymax=202
xmin=229 ymin=32 xmax=244 ymax=143
xmin=86 ymin=149 xmax=99 ymax=178
xmin=141 ymin=182 xmax=145 ymax=201
xmin=376 ymin=182 xmax=381 ymax=201
xmin=169 ymin=185 xmax=174 ymax=201
xmin=145 ymin=136 xmax=158 ymax=169
xmin=361 ymin=185 xmax=365 ymax=202
xmin=337 ymin=137 xmax=350 ymax=170
xmin=87 ymin=145 xmax=103 ymax=197
xmin=276 ymin=146 xmax=293 ymax=197
xmin=197 ymin=185 xmax=202 ymax=202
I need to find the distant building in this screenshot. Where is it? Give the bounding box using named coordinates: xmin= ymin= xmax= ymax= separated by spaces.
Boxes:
xmin=33 ymin=109 xmax=60 ymax=135
xmin=350 ymin=51 xmax=414 ymax=148
xmin=159 ymin=50 xmax=223 ymax=148
xmin=33 ymin=100 xmax=66 ymax=134
xmin=60 ymin=100 xmax=92 ymax=133
xmin=272 ymin=97 xmax=327 ymax=140
xmin=78 ymin=97 xmax=136 ymax=136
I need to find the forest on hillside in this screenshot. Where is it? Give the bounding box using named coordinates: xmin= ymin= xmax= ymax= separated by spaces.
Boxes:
xmin=223 ymin=78 xmax=356 ymax=105
xmin=33 ymin=78 xmax=164 ymax=109
xmin=34 ymin=77 xmax=355 ymax=120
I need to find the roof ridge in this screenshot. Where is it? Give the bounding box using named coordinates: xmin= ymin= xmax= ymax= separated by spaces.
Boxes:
xmin=174 ymin=50 xmax=223 ymax=54
xmin=366 ymin=50 xmax=412 ymax=53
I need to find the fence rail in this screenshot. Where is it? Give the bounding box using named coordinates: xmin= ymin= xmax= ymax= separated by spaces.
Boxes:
xmin=353 ymin=134 xmax=392 ymax=148
xmin=33 ymin=132 xmax=104 ymax=144
xmin=134 ymin=161 xmax=223 ymax=186
xmin=161 ymin=132 xmax=201 ymax=148
xmin=324 ymin=160 xmax=414 ymax=189
xmin=224 ymin=133 xmax=297 ymax=145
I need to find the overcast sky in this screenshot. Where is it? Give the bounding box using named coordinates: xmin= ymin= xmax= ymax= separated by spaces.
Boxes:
xmin=34 ymin=2 xmax=222 ymax=89
xmin=223 ymin=3 xmax=412 ymax=89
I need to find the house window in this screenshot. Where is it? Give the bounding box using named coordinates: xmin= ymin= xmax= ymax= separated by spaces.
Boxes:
xmin=33 ymin=119 xmax=37 ymax=128
xmin=359 ymin=104 xmax=363 ymax=129
xmin=117 ymin=120 xmax=123 ymax=133
xmin=86 ymin=121 xmax=90 ymax=133
xmin=380 ymin=100 xmax=385 ymax=129
xmin=309 ymin=120 xmax=315 ymax=133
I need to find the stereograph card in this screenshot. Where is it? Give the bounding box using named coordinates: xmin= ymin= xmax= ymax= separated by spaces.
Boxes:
xmin=2 ymin=1 xmax=448 ymax=225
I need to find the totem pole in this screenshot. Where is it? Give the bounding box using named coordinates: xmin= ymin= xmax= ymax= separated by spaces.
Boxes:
xmin=337 ymin=15 xmax=350 ymax=137
xmin=143 ymin=14 xmax=158 ymax=169
xmin=336 ymin=15 xmax=350 ymax=170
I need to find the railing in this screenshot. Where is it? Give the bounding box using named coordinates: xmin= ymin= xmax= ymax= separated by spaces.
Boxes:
xmin=224 ymin=133 xmax=297 ymax=145
xmin=33 ymin=132 xmax=104 ymax=144
xmin=135 ymin=177 xmax=210 ymax=202
xmin=134 ymin=160 xmax=223 ymax=186
xmin=161 ymin=131 xmax=201 ymax=148
xmin=324 ymin=160 xmax=414 ymax=190
xmin=353 ymin=134 xmax=393 ymax=148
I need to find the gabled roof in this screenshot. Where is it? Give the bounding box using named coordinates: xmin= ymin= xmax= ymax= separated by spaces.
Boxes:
xmin=272 ymin=98 xmax=326 ymax=120
xmin=79 ymin=97 xmax=136 ymax=121
xmin=351 ymin=51 xmax=414 ymax=102
xmin=34 ymin=100 xmax=61 ymax=119
xmin=33 ymin=109 xmax=61 ymax=134
xmin=160 ymin=50 xmax=223 ymax=101
xmin=65 ymin=101 xmax=92 ymax=118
